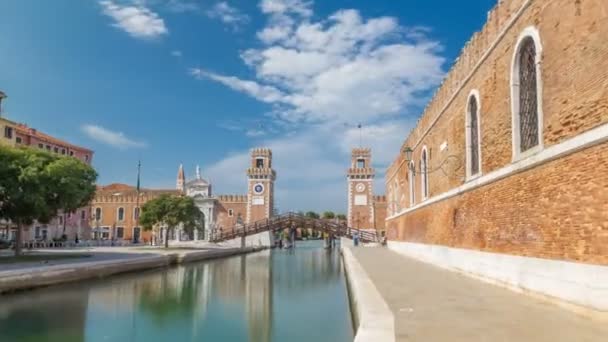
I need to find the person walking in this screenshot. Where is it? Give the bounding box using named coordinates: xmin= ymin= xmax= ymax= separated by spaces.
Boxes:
xmin=353 ymin=231 xmax=360 ymax=247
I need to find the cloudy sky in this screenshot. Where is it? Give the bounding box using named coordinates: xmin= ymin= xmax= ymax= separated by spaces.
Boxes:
xmin=1 ymin=0 xmax=495 ymax=213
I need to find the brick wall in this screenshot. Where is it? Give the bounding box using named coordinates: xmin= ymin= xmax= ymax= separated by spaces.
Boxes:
xmin=217 ymin=195 xmax=248 ymax=229
xmin=385 ymin=0 xmax=608 ymax=265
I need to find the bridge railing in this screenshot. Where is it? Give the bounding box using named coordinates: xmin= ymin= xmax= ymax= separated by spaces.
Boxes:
xmin=210 ymin=212 xmax=379 ymax=243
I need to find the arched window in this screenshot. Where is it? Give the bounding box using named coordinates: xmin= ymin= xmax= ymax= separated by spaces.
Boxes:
xmin=511 ymin=27 xmax=543 ymax=159
xmin=133 ymin=207 xmax=140 ymax=220
xmin=94 ymin=207 xmax=102 ymax=221
xmin=420 ymin=147 xmax=429 ymax=200
xmin=466 ymin=90 xmax=482 ymax=179
xmin=393 ymin=179 xmax=400 ymax=212
xmin=408 ymin=161 xmax=415 ymax=206
xmin=117 ymin=207 xmax=125 ymax=221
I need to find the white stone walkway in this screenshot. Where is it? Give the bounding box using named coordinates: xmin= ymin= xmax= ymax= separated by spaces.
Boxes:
xmin=349 ymin=247 xmax=608 ymax=342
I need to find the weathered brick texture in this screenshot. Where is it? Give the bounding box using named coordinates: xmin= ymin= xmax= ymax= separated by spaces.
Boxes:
xmin=385 ymin=0 xmax=608 ymax=265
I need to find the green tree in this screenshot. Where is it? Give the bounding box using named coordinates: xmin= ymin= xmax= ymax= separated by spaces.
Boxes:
xmin=0 ymin=147 xmax=97 ymax=256
xmin=46 ymin=157 xmax=98 ymax=236
xmin=139 ymin=195 xmax=202 ymax=248
xmin=336 ymin=214 xmax=347 ymax=221
xmin=322 ymin=211 xmax=335 ymax=219
xmin=305 ymin=211 xmax=320 ymax=219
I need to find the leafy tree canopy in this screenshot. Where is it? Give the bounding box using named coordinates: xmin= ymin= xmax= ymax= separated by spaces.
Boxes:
xmin=140 ymin=194 xmax=202 ymax=248
xmin=322 ymin=211 xmax=335 ymax=219
xmin=0 ymin=146 xmax=97 ymax=255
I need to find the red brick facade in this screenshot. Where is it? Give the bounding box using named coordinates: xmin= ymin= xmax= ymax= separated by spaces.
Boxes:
xmin=385 ymin=0 xmax=608 ymax=265
xmin=347 ymin=148 xmax=386 ymax=232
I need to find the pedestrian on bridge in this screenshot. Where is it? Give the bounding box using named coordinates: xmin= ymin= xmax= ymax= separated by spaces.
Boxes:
xmin=353 ymin=231 xmax=360 ymax=247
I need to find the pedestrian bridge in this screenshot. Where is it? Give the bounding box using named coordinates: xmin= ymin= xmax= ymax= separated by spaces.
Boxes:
xmin=209 ymin=212 xmax=378 ymax=244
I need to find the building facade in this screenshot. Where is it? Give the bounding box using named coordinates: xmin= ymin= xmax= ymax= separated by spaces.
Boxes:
xmin=92 ymin=148 xmax=276 ymax=243
xmin=347 ymin=148 xmax=386 ymax=233
xmin=0 ymin=93 xmax=95 ymax=242
xmin=91 ymin=183 xmax=178 ymax=243
xmin=384 ymin=0 xmax=608 ymax=311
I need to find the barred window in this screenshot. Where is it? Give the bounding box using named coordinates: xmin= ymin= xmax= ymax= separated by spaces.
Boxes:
xmin=518 ymin=37 xmax=539 ymax=152
xmin=421 ymin=148 xmax=429 ymax=199
xmin=408 ymin=161 xmax=415 ymax=206
xmin=467 ymin=94 xmax=481 ymax=177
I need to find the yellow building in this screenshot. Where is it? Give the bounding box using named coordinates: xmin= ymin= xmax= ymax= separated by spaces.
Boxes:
xmin=0 ymin=117 xmax=17 ymax=147
xmin=0 ymin=91 xmax=17 ymax=147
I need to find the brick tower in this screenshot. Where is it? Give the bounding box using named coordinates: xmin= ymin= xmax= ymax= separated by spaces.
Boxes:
xmin=347 ymin=148 xmax=375 ymax=229
xmin=246 ymin=148 xmax=276 ymax=224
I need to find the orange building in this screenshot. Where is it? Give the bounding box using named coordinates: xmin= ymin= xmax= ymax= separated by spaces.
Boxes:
xmin=92 ymin=148 xmax=276 ymax=242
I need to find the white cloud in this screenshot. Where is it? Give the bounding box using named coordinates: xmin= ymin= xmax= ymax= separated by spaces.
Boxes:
xmin=82 ymin=124 xmax=147 ymax=149
xmin=198 ymin=0 xmax=446 ymax=212
xmin=196 ymin=3 xmax=444 ymax=125
xmin=171 ymin=50 xmax=183 ymax=57
xmin=191 ymin=68 xmax=286 ymax=103
xmin=165 ymin=0 xmax=199 ymax=12
xmin=206 ymin=2 xmax=250 ymax=29
xmin=99 ymin=0 xmax=168 ymax=39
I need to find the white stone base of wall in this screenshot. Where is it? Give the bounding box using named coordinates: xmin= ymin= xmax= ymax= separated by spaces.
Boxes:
xmin=387 ymin=241 xmax=608 ymax=314
xmin=220 ymin=231 xmax=273 ymax=248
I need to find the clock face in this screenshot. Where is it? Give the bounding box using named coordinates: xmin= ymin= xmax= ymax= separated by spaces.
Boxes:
xmin=253 ymin=183 xmax=265 ymax=194
xmin=355 ymin=183 xmax=366 ymax=193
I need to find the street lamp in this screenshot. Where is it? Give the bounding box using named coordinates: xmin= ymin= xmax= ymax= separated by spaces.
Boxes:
xmin=401 ymin=145 xmax=462 ymax=177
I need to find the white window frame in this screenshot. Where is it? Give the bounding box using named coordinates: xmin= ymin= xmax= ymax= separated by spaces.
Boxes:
xmin=466 ymin=89 xmax=483 ymax=181
xmin=117 ymin=207 xmax=125 ymax=221
xmin=511 ymin=26 xmax=544 ymax=162
xmin=133 ymin=207 xmax=140 ymax=220
xmin=420 ymin=146 xmax=429 ymax=200
xmin=408 ymin=161 xmax=415 ymax=206
xmin=94 ymin=207 xmax=102 ymax=221
xmin=228 ymin=209 xmax=234 ymax=217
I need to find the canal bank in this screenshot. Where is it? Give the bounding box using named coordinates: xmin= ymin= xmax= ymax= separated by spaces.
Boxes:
xmin=0 ymin=246 xmax=265 ymax=294
xmin=0 ymin=240 xmax=354 ymax=342
xmin=345 ymin=245 xmax=608 ymax=342
xmin=341 ymin=243 xmax=395 ymax=342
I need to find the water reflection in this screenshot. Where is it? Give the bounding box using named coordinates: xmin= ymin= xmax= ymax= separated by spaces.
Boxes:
xmin=0 ymin=241 xmax=353 ymax=342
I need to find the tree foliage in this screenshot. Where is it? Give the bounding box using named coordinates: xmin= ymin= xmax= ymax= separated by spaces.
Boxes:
xmin=322 ymin=211 xmax=335 ymax=219
xmin=0 ymin=146 xmax=97 ymax=255
xmin=305 ymin=211 xmax=320 ymax=219
xmin=139 ymin=194 xmax=202 ymax=248
xmin=336 ymin=214 xmax=347 ymax=221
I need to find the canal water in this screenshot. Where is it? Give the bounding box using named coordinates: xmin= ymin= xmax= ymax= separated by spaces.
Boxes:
xmin=0 ymin=241 xmax=354 ymax=342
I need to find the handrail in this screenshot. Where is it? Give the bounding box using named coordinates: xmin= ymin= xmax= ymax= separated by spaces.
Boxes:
xmin=210 ymin=211 xmax=378 ymax=243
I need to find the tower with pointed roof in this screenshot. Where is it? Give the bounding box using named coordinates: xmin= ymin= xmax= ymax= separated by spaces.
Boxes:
xmin=177 ymin=164 xmax=186 ymax=192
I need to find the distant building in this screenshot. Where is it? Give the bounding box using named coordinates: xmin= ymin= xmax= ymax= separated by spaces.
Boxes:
xmin=92 ymin=148 xmax=276 ymax=243
xmin=346 ymin=148 xmax=386 ymax=234
xmin=0 ymin=91 xmax=17 ymax=147
xmin=0 ymin=92 xmax=94 ymax=242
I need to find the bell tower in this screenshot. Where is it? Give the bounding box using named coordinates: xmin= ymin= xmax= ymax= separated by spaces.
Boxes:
xmin=347 ymin=148 xmax=375 ymax=229
xmin=246 ymin=148 xmax=276 ymax=224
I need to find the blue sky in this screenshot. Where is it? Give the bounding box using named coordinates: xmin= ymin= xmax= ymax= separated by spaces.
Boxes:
xmin=1 ymin=0 xmax=495 ymax=213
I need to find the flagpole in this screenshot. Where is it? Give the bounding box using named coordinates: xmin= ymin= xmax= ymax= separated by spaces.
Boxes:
xmin=135 ymin=160 xmax=141 ymax=244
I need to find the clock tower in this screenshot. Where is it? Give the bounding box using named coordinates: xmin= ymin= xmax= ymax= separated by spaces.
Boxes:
xmin=347 ymin=148 xmax=375 ymax=229
xmin=246 ymin=148 xmax=276 ymax=223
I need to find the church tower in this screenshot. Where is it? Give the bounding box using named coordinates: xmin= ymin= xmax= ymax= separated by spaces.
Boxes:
xmin=347 ymin=148 xmax=375 ymax=229
xmin=246 ymin=148 xmax=276 ymax=224
xmin=176 ymin=163 xmax=185 ymax=192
